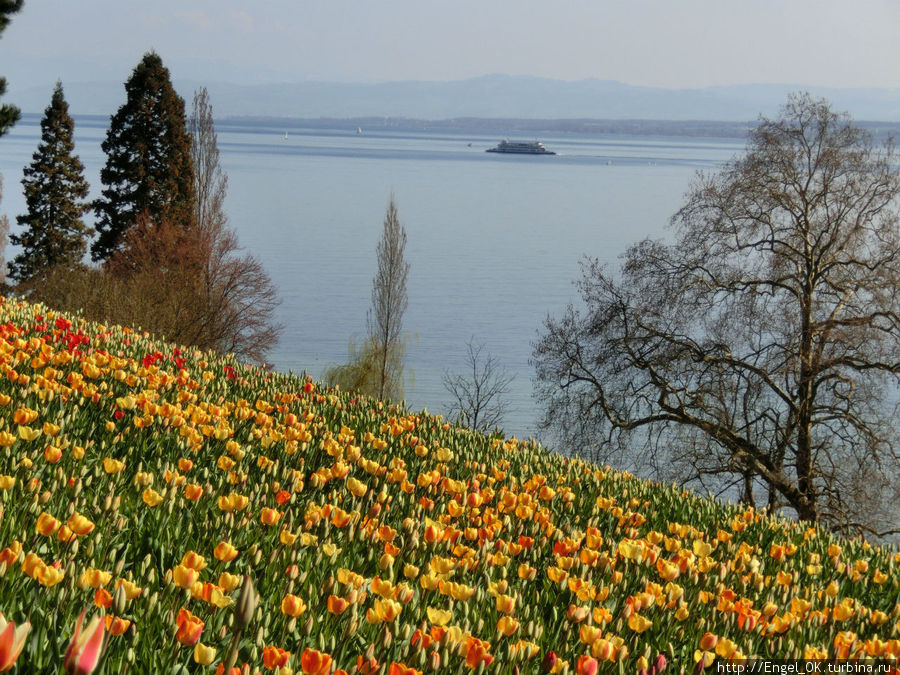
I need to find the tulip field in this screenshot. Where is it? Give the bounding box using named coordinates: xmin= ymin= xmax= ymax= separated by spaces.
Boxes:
xmin=0 ymin=297 xmax=897 ymax=674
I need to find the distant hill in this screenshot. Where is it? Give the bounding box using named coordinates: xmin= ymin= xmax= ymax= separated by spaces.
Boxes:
xmin=12 ymin=74 xmax=900 ymax=122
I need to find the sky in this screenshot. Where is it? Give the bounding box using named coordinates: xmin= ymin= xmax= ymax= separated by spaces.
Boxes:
xmin=2 ymin=0 xmax=900 ymax=90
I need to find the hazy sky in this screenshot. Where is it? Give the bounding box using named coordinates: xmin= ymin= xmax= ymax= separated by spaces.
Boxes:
xmin=2 ymin=0 xmax=900 ymax=89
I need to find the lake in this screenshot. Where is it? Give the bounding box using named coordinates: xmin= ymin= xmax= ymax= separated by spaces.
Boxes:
xmin=0 ymin=116 xmax=745 ymax=439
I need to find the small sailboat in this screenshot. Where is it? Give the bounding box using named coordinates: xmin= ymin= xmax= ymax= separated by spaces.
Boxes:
xmin=283 ymin=131 xmax=289 ymax=140
xmin=356 ymin=127 xmax=362 ymax=135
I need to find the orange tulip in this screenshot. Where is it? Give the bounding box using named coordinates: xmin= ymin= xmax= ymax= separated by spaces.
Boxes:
xmin=214 ymin=542 xmax=239 ymax=562
xmin=262 ymin=645 xmax=291 ymax=670
xmin=93 ymin=588 xmax=113 ymax=609
xmin=181 ymin=551 xmax=208 ymax=571
xmin=36 ymin=512 xmax=60 ymax=536
xmin=462 ymin=637 xmax=493 ymax=670
xmin=281 ymin=594 xmax=307 ymax=617
xmin=388 ymin=663 xmax=422 ymax=675
xmin=575 ymin=655 xmax=598 ymax=675
xmin=184 ymin=483 xmax=203 ymax=501
xmin=175 ymin=607 xmax=204 ymax=646
xmin=300 ymin=648 xmax=332 ymax=675
xmin=358 ymin=656 xmax=380 ymax=675
xmin=699 ymin=632 xmax=718 ymax=650
xmin=327 ymin=595 xmax=350 ymax=614
xmin=260 ymin=507 xmax=282 ymax=525
xmin=67 ymin=513 xmax=95 ymax=537
xmin=104 ymin=616 xmax=131 ymax=636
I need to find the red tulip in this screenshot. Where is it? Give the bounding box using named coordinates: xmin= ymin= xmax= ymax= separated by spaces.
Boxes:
xmin=542 ymin=651 xmax=558 ymax=673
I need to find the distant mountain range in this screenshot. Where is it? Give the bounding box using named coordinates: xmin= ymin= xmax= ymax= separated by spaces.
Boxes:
xmin=12 ymin=74 xmax=900 ymax=123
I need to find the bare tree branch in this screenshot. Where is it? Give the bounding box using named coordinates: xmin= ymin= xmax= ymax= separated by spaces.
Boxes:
xmin=534 ymin=93 xmax=900 ymax=537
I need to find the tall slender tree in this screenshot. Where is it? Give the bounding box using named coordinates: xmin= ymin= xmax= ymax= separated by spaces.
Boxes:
xmin=0 ymin=174 xmax=8 ymax=285
xmin=10 ymin=82 xmax=90 ymax=283
xmin=367 ymin=196 xmax=410 ymax=401
xmin=0 ymin=0 xmax=23 ymax=138
xmin=324 ymin=197 xmax=410 ymax=401
xmin=92 ymin=52 xmax=194 ymax=262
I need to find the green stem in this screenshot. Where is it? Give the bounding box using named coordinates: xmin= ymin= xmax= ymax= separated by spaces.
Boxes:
xmin=222 ymin=627 xmax=243 ymax=673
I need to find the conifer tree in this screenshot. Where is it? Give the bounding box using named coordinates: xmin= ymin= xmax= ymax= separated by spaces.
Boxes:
xmin=10 ymin=82 xmax=90 ymax=283
xmin=92 ymin=52 xmax=194 ymax=262
xmin=0 ymin=0 xmax=23 ymax=138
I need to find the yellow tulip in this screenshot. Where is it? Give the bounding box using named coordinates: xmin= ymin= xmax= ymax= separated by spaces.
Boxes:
xmin=218 ymin=572 xmax=241 ymax=592
xmin=497 ymin=616 xmax=520 ymax=636
xmin=17 ymin=425 xmax=41 ymax=442
xmin=142 ymin=488 xmax=163 ymax=507
xmin=193 ymin=643 xmax=217 ymax=666
xmin=628 ymin=613 xmax=653 ymax=633
xmin=36 ymin=564 xmax=65 ymax=587
xmin=172 ymin=564 xmax=198 ymax=589
xmin=115 ymin=578 xmax=143 ymax=600
xmin=78 ymin=568 xmax=112 ymax=589
xmin=103 ymin=457 xmax=125 ymax=474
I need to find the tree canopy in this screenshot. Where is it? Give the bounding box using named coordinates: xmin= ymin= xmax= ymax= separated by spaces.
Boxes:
xmin=92 ymin=52 xmax=194 ymax=262
xmin=533 ymin=94 xmax=900 ymax=536
xmin=0 ymin=0 xmax=23 ymax=138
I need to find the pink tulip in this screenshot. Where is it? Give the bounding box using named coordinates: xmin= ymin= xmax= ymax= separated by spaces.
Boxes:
xmin=0 ymin=613 xmax=31 ymax=673
xmin=63 ymin=609 xmax=105 ymax=674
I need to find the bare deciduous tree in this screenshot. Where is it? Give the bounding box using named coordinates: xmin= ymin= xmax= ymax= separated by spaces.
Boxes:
xmin=0 ymin=173 xmax=8 ymax=286
xmin=184 ymin=87 xmax=281 ymax=363
xmin=533 ymin=93 xmax=900 ymax=537
xmin=367 ymin=196 xmax=409 ymax=401
xmin=443 ymin=338 xmax=514 ymax=432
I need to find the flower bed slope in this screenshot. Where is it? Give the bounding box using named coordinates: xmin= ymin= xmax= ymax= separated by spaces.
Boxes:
xmin=0 ymin=298 xmax=897 ymax=673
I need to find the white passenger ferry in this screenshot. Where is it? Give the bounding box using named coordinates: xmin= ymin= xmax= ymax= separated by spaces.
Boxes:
xmin=486 ymin=139 xmax=556 ymax=155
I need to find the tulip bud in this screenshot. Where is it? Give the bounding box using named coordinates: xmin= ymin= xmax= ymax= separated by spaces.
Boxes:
xmin=234 ymin=576 xmax=259 ymax=630
xmin=113 ymin=584 xmax=127 ymax=615
xmin=652 ymin=653 xmax=667 ymax=674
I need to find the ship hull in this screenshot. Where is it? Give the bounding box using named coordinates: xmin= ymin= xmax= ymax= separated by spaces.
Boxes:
xmin=486 ymin=148 xmax=556 ymax=155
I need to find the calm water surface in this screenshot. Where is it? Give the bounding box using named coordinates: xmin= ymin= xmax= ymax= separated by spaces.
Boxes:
xmin=0 ymin=116 xmax=744 ymax=439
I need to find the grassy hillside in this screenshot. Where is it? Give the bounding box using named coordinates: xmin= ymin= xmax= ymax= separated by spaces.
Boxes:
xmin=0 ymin=297 xmax=897 ymax=673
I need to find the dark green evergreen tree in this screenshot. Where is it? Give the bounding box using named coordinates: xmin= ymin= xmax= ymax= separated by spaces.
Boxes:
xmin=0 ymin=0 xmax=24 ymax=138
xmin=10 ymin=82 xmax=91 ymax=283
xmin=92 ymin=52 xmax=194 ymax=262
